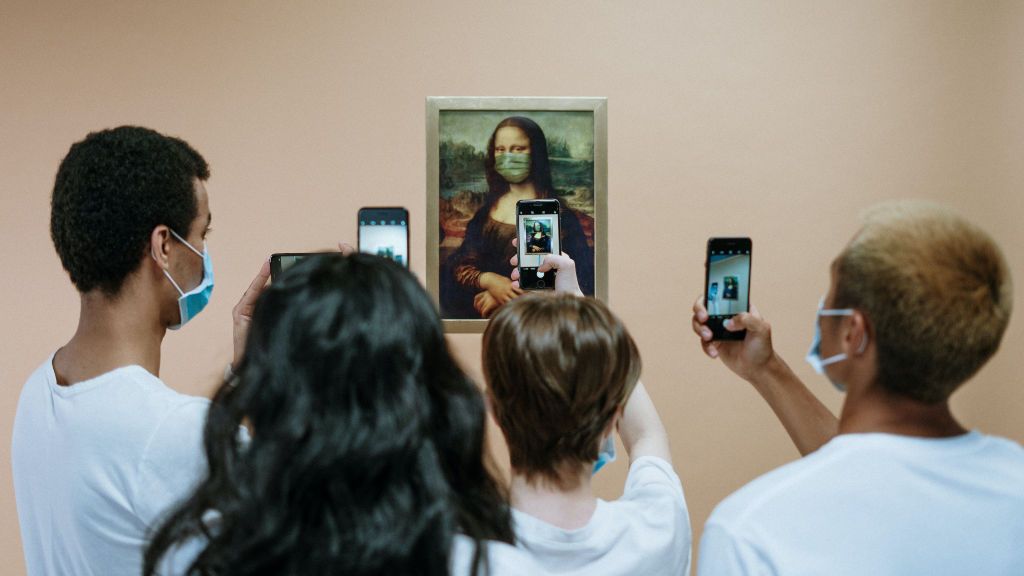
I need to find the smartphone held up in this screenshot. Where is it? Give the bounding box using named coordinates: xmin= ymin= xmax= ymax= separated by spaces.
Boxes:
xmin=516 ymin=199 xmax=561 ymax=290
xmin=270 ymin=207 xmax=410 ymax=282
xmin=358 ymin=207 xmax=410 ymax=268
xmin=704 ymin=237 xmax=752 ymax=340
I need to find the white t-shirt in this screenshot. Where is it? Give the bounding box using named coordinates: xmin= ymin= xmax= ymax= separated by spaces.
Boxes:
xmin=12 ymin=354 xmax=211 ymax=576
xmin=698 ymin=431 xmax=1024 ymax=576
xmin=158 ymin=532 xmax=546 ymax=575
xmin=512 ymin=456 xmax=692 ymax=576
xmin=452 ymin=534 xmax=549 ymax=576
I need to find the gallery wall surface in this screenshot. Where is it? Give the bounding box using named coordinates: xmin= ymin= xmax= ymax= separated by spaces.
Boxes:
xmin=2 ymin=1 xmax=1021 ymax=572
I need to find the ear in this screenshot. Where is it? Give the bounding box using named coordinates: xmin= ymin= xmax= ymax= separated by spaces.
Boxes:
xmin=150 ymin=225 xmax=173 ymax=271
xmin=846 ymin=310 xmax=872 ymax=357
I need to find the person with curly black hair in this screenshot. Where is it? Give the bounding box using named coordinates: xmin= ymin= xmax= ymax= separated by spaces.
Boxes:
xmin=12 ymin=126 xmax=267 ymax=576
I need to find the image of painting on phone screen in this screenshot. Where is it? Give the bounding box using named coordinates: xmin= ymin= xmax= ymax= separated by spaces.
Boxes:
xmin=519 ymin=216 xmax=559 ymax=268
xmin=707 ymin=252 xmax=750 ymax=317
xmin=359 ymin=218 xmax=409 ymax=267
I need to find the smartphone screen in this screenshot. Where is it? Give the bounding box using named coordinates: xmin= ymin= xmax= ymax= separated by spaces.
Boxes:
xmin=704 ymin=237 xmax=752 ymax=340
xmin=270 ymin=253 xmax=315 ymax=282
xmin=358 ymin=207 xmax=410 ymax=268
xmin=516 ymin=199 xmax=561 ymax=290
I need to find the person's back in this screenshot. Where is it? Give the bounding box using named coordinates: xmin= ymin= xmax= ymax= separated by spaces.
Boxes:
xmin=691 ymin=201 xmax=1021 ymax=575
xmin=145 ymin=254 xmax=545 ymax=576
xmin=484 ymin=292 xmax=691 ymax=576
xmin=702 ymin=431 xmax=1024 ymax=575
xmin=13 ymin=360 xmax=208 ymax=575
xmin=11 ymin=126 xmax=219 ymax=575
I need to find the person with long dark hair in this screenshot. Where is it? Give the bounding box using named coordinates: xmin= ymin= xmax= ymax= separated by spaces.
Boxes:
xmin=144 ymin=254 xmax=540 ymax=576
xmin=443 ymin=116 xmax=595 ymax=319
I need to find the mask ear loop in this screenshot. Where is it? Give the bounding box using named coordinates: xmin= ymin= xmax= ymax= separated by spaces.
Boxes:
xmin=152 ymin=239 xmax=186 ymax=297
xmin=856 ymin=333 xmax=869 ymax=355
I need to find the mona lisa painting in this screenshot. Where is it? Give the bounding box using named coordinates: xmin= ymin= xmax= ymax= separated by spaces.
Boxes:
xmin=427 ymin=97 xmax=608 ymax=332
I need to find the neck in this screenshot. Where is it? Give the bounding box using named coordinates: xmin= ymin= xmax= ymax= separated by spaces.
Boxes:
xmin=839 ymin=382 xmax=967 ymax=438
xmin=509 ymin=465 xmax=596 ymax=530
xmin=54 ymin=286 xmax=165 ymax=385
xmin=506 ymin=181 xmax=539 ymax=200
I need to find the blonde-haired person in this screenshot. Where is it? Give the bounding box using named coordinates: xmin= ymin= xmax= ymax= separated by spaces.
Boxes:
xmin=692 ymin=201 xmax=1023 ymax=575
xmin=487 ymin=248 xmax=691 ymax=576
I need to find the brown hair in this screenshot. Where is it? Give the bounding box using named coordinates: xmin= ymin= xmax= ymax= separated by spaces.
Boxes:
xmin=483 ymin=292 xmax=641 ymax=487
xmin=834 ymin=201 xmax=1013 ymax=403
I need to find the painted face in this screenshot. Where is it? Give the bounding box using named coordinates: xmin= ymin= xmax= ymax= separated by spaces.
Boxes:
xmin=493 ymin=126 xmax=532 ymax=184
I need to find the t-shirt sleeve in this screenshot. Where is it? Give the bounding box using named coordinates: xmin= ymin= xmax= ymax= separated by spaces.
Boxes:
xmin=132 ymin=399 xmax=210 ymax=527
xmin=697 ymin=522 xmax=770 ymax=576
xmin=622 ymin=455 xmax=687 ymax=509
xmin=621 ymin=456 xmax=692 ymax=575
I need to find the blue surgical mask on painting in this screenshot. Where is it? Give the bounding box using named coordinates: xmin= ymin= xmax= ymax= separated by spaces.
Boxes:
xmin=593 ymin=435 xmax=616 ymax=475
xmin=494 ymin=152 xmax=531 ymax=184
xmin=161 ymin=229 xmax=214 ymax=330
xmin=806 ymin=297 xmax=867 ymax=392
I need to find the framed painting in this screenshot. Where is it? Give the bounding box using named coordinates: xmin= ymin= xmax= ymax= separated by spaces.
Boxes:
xmin=426 ymin=97 xmax=608 ymax=333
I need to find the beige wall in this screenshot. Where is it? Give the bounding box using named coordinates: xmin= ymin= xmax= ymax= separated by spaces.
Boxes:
xmin=2 ymin=1 xmax=1021 ymax=573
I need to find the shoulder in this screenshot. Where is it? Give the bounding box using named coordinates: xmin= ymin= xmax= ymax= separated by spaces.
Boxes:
xmin=616 ymin=456 xmax=689 ymax=533
xmin=131 ymin=390 xmax=212 ymax=523
xmin=708 ymin=438 xmax=856 ymax=530
xmin=622 ymin=456 xmax=687 ymax=506
xmin=965 ymin=432 xmax=1024 ymax=481
xmin=14 ymin=356 xmax=56 ymax=412
xmin=450 ymin=535 xmax=548 ymax=576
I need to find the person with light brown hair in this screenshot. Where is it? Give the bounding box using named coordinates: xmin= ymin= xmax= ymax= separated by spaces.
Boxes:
xmin=484 ymin=258 xmax=691 ymax=576
xmin=691 ymin=201 xmax=1023 ymax=575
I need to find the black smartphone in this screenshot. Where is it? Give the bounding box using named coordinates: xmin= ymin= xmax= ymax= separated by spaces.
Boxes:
xmin=270 ymin=252 xmax=318 ymax=282
xmin=358 ymin=207 xmax=410 ymax=268
xmin=516 ymin=199 xmax=561 ymax=290
xmin=704 ymin=237 xmax=753 ymax=340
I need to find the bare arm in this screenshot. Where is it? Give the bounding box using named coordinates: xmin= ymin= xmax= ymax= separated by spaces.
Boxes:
xmin=745 ymin=353 xmax=838 ymax=456
xmin=618 ymin=381 xmax=673 ymax=464
xmin=692 ymin=296 xmax=838 ymax=456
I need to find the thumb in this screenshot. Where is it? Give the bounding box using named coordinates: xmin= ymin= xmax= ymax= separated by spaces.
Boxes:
xmin=724 ymin=309 xmax=765 ymax=334
xmin=538 ymin=252 xmax=574 ymax=273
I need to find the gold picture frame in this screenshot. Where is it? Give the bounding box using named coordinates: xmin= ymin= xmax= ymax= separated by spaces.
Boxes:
xmin=426 ymin=97 xmax=608 ymax=333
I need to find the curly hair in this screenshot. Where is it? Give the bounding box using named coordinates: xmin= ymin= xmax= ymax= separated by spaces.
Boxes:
xmin=50 ymin=126 xmax=209 ymax=296
xmin=144 ymin=254 xmax=512 ymax=576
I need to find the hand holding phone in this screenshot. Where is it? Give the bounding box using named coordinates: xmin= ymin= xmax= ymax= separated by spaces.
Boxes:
xmin=703 ymin=237 xmax=752 ymax=340
xmin=516 ymin=199 xmax=561 ymax=290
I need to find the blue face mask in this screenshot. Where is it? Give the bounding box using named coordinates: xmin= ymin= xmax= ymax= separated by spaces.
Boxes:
xmin=592 ymin=435 xmax=616 ymax=475
xmin=806 ymin=297 xmax=866 ymax=391
xmin=161 ymin=230 xmax=214 ymax=330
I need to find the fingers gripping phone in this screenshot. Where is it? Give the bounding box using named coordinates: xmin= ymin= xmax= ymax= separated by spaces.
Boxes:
xmin=358 ymin=207 xmax=410 ymax=268
xmin=704 ymin=237 xmax=752 ymax=340
xmin=517 ymin=199 xmax=561 ymax=290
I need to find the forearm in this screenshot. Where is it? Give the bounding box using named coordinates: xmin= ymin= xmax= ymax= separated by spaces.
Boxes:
xmin=618 ymin=381 xmax=672 ymax=464
xmin=749 ymin=354 xmax=838 ymax=456
xmin=454 ymin=264 xmax=483 ymax=289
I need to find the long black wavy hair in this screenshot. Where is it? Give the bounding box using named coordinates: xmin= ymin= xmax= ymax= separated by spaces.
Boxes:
xmin=144 ymin=253 xmax=512 ymax=575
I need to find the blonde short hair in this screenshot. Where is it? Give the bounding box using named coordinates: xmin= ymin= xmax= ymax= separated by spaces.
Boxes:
xmin=834 ymin=201 xmax=1013 ymax=403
